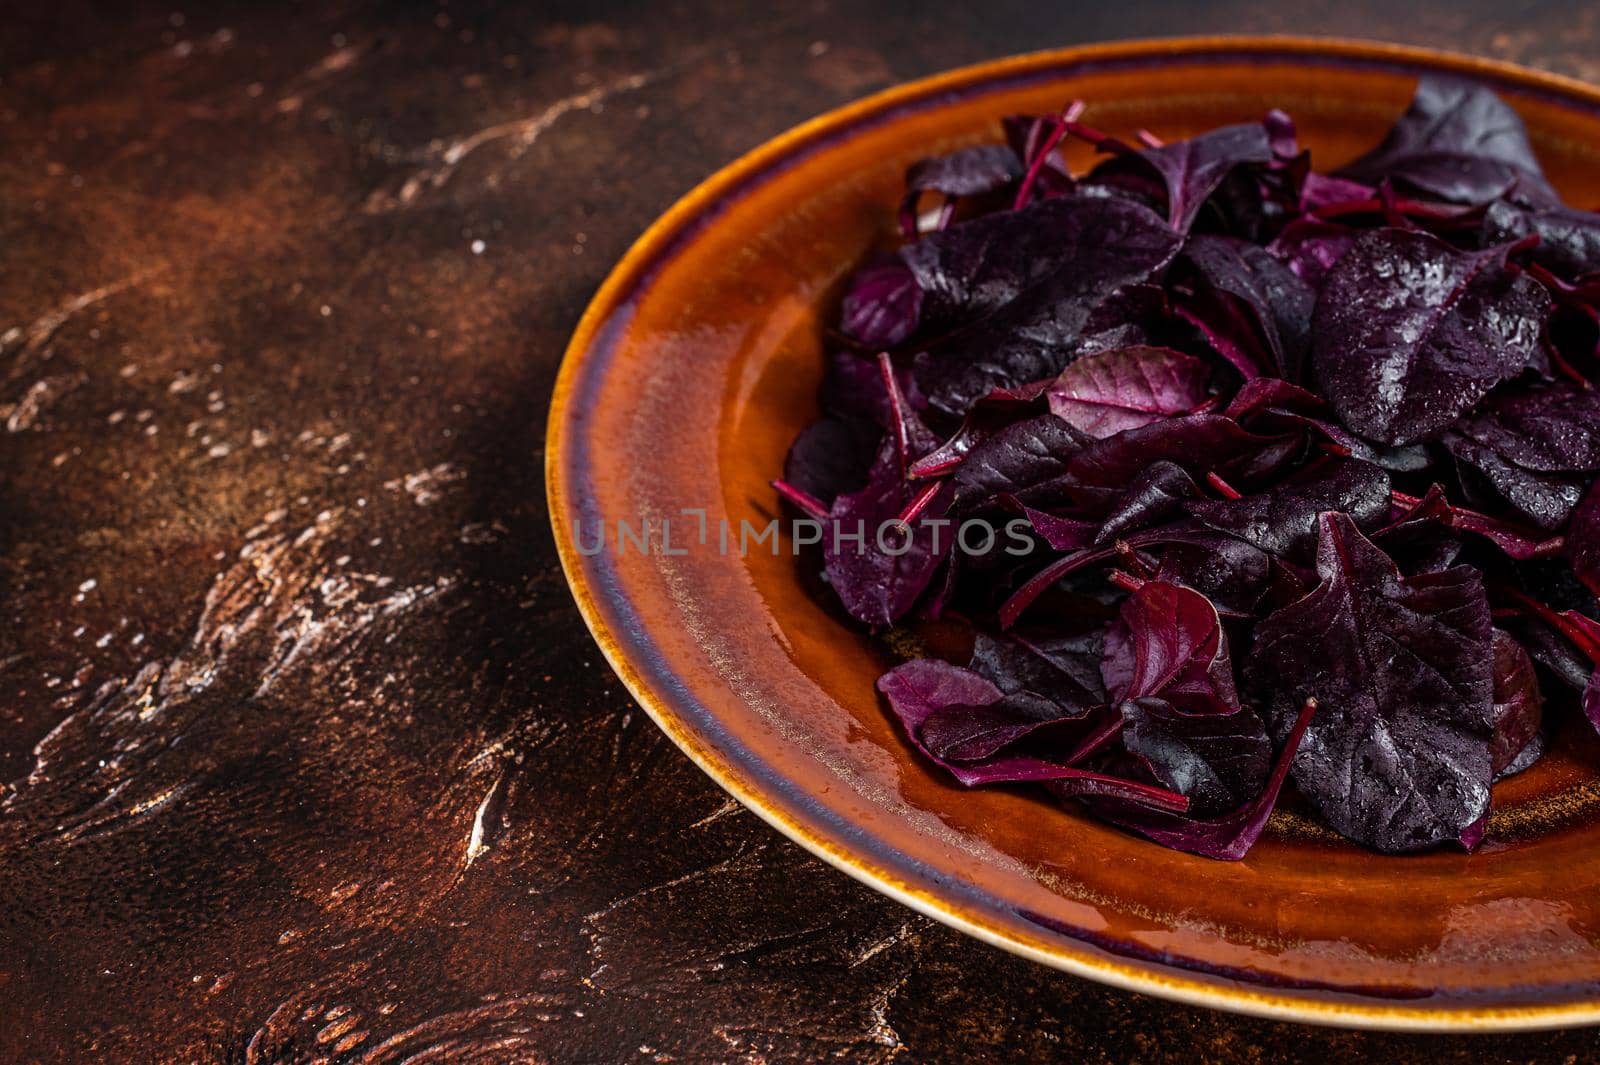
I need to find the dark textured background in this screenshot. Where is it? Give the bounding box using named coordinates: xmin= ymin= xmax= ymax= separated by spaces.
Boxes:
xmin=5 ymin=2 xmax=1600 ymax=1061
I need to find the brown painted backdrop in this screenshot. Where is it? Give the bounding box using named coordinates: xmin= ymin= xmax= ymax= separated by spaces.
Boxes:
xmin=5 ymin=1 xmax=1600 ymax=1060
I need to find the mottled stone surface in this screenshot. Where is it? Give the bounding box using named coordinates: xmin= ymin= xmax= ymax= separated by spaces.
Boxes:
xmin=5 ymin=2 xmax=1600 ymax=1061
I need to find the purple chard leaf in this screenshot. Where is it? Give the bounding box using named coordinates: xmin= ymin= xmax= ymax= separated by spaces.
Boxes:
xmin=1311 ymin=228 xmax=1550 ymax=445
xmin=1044 ymin=345 xmax=1212 ymax=438
xmin=1245 ymin=513 xmax=1496 ymax=852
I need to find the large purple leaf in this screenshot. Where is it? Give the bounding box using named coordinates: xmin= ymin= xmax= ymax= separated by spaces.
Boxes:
xmin=1183 ymin=456 xmax=1391 ymax=563
xmin=911 ymin=196 xmax=1182 ymax=414
xmin=1104 ymin=580 xmax=1242 ymax=714
xmin=1044 ymin=345 xmax=1211 ymax=438
xmin=1179 ymin=235 xmax=1316 ymax=382
xmin=876 ymin=659 xmax=1188 ymax=808
xmin=1083 ymin=697 xmax=1318 ymax=860
xmin=1084 ymin=118 xmax=1281 ymax=232
xmin=1246 ymin=513 xmax=1496 ymax=852
xmin=1311 ymin=228 xmax=1550 ymax=445
xmin=1489 ymin=629 xmax=1542 ymax=776
xmin=1337 ymin=76 xmax=1559 ymax=207
xmin=1121 ymin=697 xmax=1272 ymax=816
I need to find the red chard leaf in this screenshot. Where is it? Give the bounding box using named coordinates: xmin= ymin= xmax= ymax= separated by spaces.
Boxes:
xmin=1489 ymin=629 xmax=1543 ymax=775
xmin=1045 ymin=345 xmax=1212 ymax=438
xmin=1311 ymin=228 xmax=1550 ymax=445
xmin=1336 ymin=76 xmax=1559 ymax=207
xmin=1246 ymin=513 xmax=1496 ymax=852
xmin=1121 ymin=696 xmax=1272 ymax=816
xmin=1111 ymin=580 xmax=1242 ymax=714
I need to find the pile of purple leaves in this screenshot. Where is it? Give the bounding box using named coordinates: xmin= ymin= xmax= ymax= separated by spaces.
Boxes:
xmin=775 ymin=77 xmax=1600 ymax=858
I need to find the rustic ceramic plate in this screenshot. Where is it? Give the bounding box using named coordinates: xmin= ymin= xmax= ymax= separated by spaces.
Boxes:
xmin=548 ymin=37 xmax=1600 ymax=1030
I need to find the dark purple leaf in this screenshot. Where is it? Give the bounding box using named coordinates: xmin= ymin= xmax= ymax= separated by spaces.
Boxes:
xmin=1301 ymin=171 xmax=1376 ymax=211
xmin=1337 ymin=76 xmax=1559 ymax=207
xmin=970 ymin=626 xmax=1108 ymax=711
xmin=839 ymin=260 xmax=924 ymax=349
xmin=1371 ymin=485 xmax=1466 ymax=573
xmin=1083 ymin=697 xmax=1318 ymax=860
xmin=1180 ymin=235 xmax=1316 ymax=382
xmin=1045 ymin=345 xmax=1211 ymax=437
xmin=1184 ymin=456 xmax=1391 ymax=562
xmin=1062 ymin=414 xmax=1300 ymax=514
xmin=1508 ymin=612 xmax=1597 ymax=694
xmin=824 ymin=440 xmax=955 ymax=626
xmin=1448 ymin=440 xmax=1585 ymax=533
xmin=1094 ymin=461 xmax=1202 ymax=543
xmin=1265 ymin=217 xmax=1358 ymax=286
xmin=1146 ymin=530 xmax=1275 ymax=618
xmin=951 ymin=413 xmax=1093 ymax=511
xmin=1572 ymin=481 xmax=1600 ymax=596
xmin=905 ymin=144 xmax=1024 ymax=200
xmin=877 ymin=659 xmax=1188 ymax=808
xmin=1449 ymin=383 xmax=1600 ymax=475
xmin=1084 ymin=118 xmax=1280 ymax=232
xmin=1000 ymin=522 xmax=1270 ymax=628
xmin=783 ymin=414 xmax=879 ymax=505
xmin=1222 ymin=377 xmax=1384 ymax=461
xmin=900 ymin=193 xmax=1176 ymax=336
xmin=1001 ymin=114 xmax=1074 ymax=201
xmin=819 ymin=348 xmax=925 ymax=426
xmin=1489 ymin=629 xmax=1543 ymax=775
xmin=1011 ymin=499 xmax=1098 ymax=552
xmin=1069 ymin=283 xmax=1172 ymax=358
xmin=911 ymin=197 xmax=1182 ymax=414
xmin=1482 ymin=199 xmax=1600 ymax=281
xmin=1109 ymin=580 xmax=1242 ymax=714
xmin=1246 ymin=513 xmax=1495 ymax=852
xmin=1387 ymin=485 xmax=1564 ymax=560
xmin=1443 ymin=384 xmax=1600 ymax=530
xmin=1311 ymin=228 xmax=1550 ymax=445
xmin=919 ymin=693 xmax=1087 ymax=763
xmin=1121 ymin=697 xmax=1272 ymax=816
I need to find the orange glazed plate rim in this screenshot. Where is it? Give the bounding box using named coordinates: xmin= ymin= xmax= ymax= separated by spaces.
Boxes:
xmin=547 ymin=36 xmax=1600 ymax=1031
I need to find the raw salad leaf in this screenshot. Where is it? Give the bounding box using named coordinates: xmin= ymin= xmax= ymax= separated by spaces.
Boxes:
xmin=1103 ymin=580 xmax=1242 ymax=714
xmin=1045 ymin=345 xmax=1211 ymax=437
xmin=910 ymin=197 xmax=1182 ymax=414
xmin=1311 ymin=228 xmax=1550 ymax=445
xmin=1336 ymin=76 xmax=1559 ymax=207
xmin=1246 ymin=513 xmax=1495 ymax=852
xmin=1121 ymin=697 xmax=1272 ymax=816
